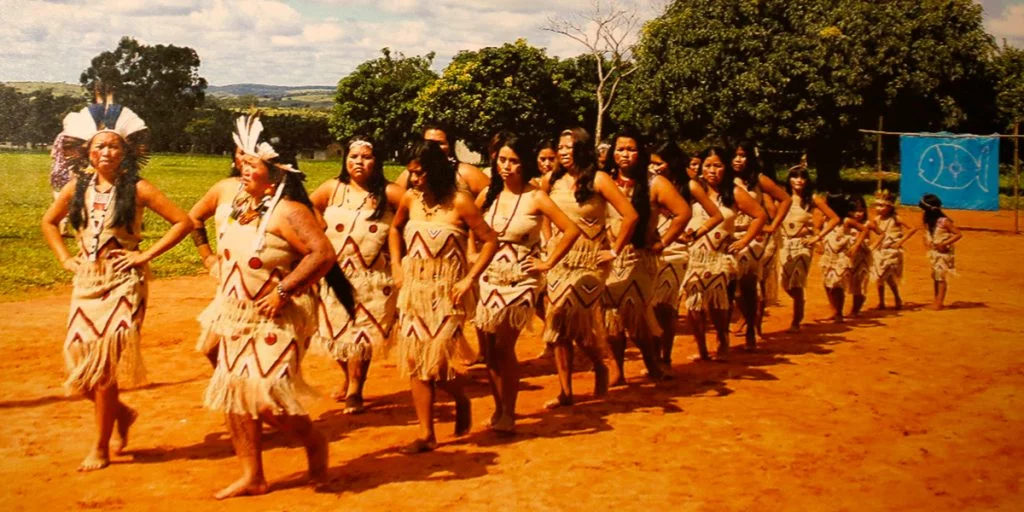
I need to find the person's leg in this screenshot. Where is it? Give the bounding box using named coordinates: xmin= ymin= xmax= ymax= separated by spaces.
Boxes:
xmin=332 ymin=359 xmax=349 ymax=401
xmin=607 ymin=333 xmax=627 ymax=386
xmin=343 ymin=356 xmax=370 ymax=414
xmin=654 ymin=304 xmax=676 ymax=366
xmin=688 ymin=310 xmax=710 ymax=361
xmin=403 ymin=378 xmax=437 ymax=453
xmin=876 ymin=282 xmax=887 ymax=309
xmin=788 ymin=287 xmax=805 ymax=332
xmin=888 ymin=277 xmax=903 ymax=310
xmin=580 ymin=342 xmax=610 ymax=397
xmin=738 ymin=275 xmax=759 ymax=349
xmin=709 ymin=308 xmax=730 ymax=359
xmin=490 ymin=326 xmax=520 ymax=433
xmin=112 ymin=398 xmax=137 ymax=455
xmin=934 ymin=280 xmax=947 ymax=310
xmin=78 ymin=381 xmax=118 ymax=471
xmin=478 ymin=329 xmax=502 ymax=427
xmin=270 ymin=413 xmax=328 ymax=484
xmin=436 ymin=375 xmax=471 ymax=437
xmin=215 ymin=413 xmax=268 ymax=499
xmin=546 ymin=342 xmax=575 ymax=408
xmin=831 ymin=288 xmax=846 ymax=323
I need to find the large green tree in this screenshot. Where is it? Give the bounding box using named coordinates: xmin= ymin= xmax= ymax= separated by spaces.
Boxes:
xmin=993 ymin=43 xmax=1024 ymax=129
xmin=414 ymin=39 xmax=576 ymax=153
xmin=330 ymin=48 xmax=437 ymax=160
xmin=0 ymin=85 xmax=27 ymax=144
xmin=80 ymin=37 xmax=207 ymax=152
xmin=620 ymin=0 xmax=996 ymax=186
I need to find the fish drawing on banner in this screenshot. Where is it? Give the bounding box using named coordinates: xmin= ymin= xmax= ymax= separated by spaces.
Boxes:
xmin=917 ymin=143 xmax=990 ymax=192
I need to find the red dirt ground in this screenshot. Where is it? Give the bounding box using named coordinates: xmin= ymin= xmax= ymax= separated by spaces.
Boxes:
xmin=2 ymin=208 xmax=1023 ymax=511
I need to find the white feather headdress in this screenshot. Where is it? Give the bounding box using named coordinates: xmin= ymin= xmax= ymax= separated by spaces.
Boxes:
xmin=62 ymin=103 xmax=147 ymax=142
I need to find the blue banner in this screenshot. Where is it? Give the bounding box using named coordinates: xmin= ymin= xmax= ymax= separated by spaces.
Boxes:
xmin=899 ymin=133 xmax=999 ymax=211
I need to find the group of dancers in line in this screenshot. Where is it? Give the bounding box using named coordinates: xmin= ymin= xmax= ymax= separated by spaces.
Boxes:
xmin=40 ymin=97 xmax=963 ymax=498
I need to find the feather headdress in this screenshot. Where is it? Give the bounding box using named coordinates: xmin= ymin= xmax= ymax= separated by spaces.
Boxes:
xmin=59 ymin=89 xmax=150 ymax=174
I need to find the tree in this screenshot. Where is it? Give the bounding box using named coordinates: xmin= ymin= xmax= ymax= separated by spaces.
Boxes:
xmin=414 ymin=39 xmax=574 ymax=153
xmin=544 ymin=0 xmax=642 ymax=145
xmin=993 ymin=42 xmax=1024 ymax=129
xmin=0 ymin=85 xmax=27 ymax=144
xmin=80 ymin=36 xmax=207 ymax=151
xmin=184 ymin=107 xmax=235 ymax=154
xmin=330 ymin=48 xmax=437 ymax=159
xmin=620 ymin=0 xmax=996 ymax=187
xmin=22 ymin=90 xmax=84 ymax=145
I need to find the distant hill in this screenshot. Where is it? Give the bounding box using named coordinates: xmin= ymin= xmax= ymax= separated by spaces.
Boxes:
xmin=3 ymin=81 xmax=85 ymax=97
xmin=2 ymin=81 xmax=335 ymax=110
xmin=208 ymin=84 xmax=335 ymax=110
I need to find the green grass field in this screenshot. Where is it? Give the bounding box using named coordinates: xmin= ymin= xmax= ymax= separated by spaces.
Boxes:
xmin=0 ymin=151 xmax=403 ymax=301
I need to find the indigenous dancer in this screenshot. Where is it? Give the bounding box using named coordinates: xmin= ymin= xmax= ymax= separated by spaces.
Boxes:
xmin=540 ymin=127 xmax=638 ymax=407
xmin=533 ymin=138 xmax=561 ymax=359
xmin=919 ymin=194 xmax=961 ymax=310
xmin=870 ymin=190 xmax=917 ymax=310
xmin=49 ymin=132 xmax=74 ymax=235
xmin=684 ymin=147 xmax=766 ymax=360
xmin=648 ymin=141 xmax=723 ymax=367
xmin=395 ymin=123 xmax=490 ymax=195
xmin=200 ymin=119 xmax=353 ymax=499
xmin=41 ymin=99 xmax=193 ymax=471
xmin=311 ymin=137 xmax=403 ymax=414
xmin=819 ymin=194 xmax=868 ymax=323
xmin=778 ymin=165 xmax=840 ymax=332
xmin=473 ymin=134 xmax=580 ymax=434
xmin=603 ymin=132 xmax=692 ymax=382
xmin=389 ymin=141 xmax=498 ymax=453
xmin=730 ymin=142 xmax=791 ymax=348
xmin=847 ymin=195 xmax=872 ymax=317
xmin=189 ymin=138 xmax=245 ymax=367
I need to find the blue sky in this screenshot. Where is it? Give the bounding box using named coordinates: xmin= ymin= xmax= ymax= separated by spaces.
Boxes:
xmin=1 ymin=0 xmax=1021 ymax=87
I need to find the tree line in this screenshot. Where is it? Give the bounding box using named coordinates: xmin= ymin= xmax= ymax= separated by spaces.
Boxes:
xmin=2 ymin=0 xmax=1023 ymax=187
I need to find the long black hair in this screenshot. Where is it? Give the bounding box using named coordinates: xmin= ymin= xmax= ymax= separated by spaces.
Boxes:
xmin=733 ymin=140 xmax=762 ymax=190
xmin=337 ymin=137 xmax=388 ymax=220
xmin=919 ymin=193 xmax=947 ymax=234
xmin=482 ymin=133 xmax=539 ymax=212
xmin=826 ymin=192 xmax=852 ymax=220
xmin=271 ymin=154 xmax=355 ymax=315
xmin=609 ymin=130 xmax=652 ymax=249
xmin=549 ymin=126 xmax=598 ymax=204
xmin=68 ymin=134 xmax=142 ymax=233
xmin=698 ymin=146 xmax=736 ymax=208
xmin=786 ymin=165 xmax=814 ymax=210
xmin=406 ymin=140 xmax=457 ymax=204
xmin=651 ymin=140 xmax=692 ymax=202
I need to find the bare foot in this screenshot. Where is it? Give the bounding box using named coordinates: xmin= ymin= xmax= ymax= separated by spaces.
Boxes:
xmin=491 ymin=415 xmax=516 ymax=436
xmin=77 ymin=450 xmax=109 ymax=472
xmin=786 ymin=324 xmax=801 ymax=333
xmin=330 ymin=387 xmax=347 ymax=402
xmin=689 ymin=353 xmax=711 ymax=362
xmin=305 ymin=431 xmax=329 ymax=484
xmin=544 ymin=394 xmax=573 ymax=409
xmin=454 ymin=399 xmax=471 ymax=437
xmin=874 ymin=303 xmax=887 ymax=310
xmin=112 ymin=406 xmax=138 ymax=455
xmin=342 ymin=394 xmax=365 ymax=415
xmin=214 ymin=475 xmax=269 ymax=500
xmin=893 ymin=299 xmax=903 ymax=310
xmin=400 ymin=437 xmax=437 ymax=455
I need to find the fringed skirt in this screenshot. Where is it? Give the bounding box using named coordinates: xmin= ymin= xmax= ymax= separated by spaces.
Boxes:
xmin=64 ymin=260 xmax=149 ymax=394
xmin=779 ymin=236 xmax=813 ymax=290
xmin=927 ymin=249 xmax=956 ymax=282
xmin=682 ymin=248 xmax=736 ymax=313
xmin=474 ymin=258 xmax=543 ymax=333
xmin=203 ymin=294 xmax=318 ymax=418
xmin=820 ymin=249 xmax=852 ymax=290
xmin=850 ymin=247 xmax=872 ymax=296
xmin=396 ymin=256 xmax=476 ymax=381
xmin=871 ymin=247 xmax=904 ymax=283
xmin=542 ymin=237 xmax=610 ymax=348
xmin=603 ymin=248 xmax=662 ymax=338
xmin=653 ymin=246 xmax=688 ymax=310
xmin=315 ymin=269 xmax=396 ymax=362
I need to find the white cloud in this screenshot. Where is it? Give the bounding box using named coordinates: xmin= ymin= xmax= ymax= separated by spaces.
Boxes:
xmin=987 ymin=4 xmax=1024 ymax=44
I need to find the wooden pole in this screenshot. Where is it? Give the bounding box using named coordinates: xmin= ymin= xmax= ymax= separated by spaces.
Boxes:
xmin=1015 ymin=122 xmax=1020 ymax=234
xmin=876 ymin=116 xmax=884 ymax=192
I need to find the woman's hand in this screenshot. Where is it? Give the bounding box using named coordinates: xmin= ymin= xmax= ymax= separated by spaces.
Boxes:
xmin=522 ymin=256 xmax=552 ymax=273
xmin=450 ymin=276 xmax=473 ymax=305
xmin=597 ymin=250 xmax=618 ymax=265
xmin=255 ymin=290 xmax=287 ymax=318
xmin=802 ymin=235 xmax=821 ymax=248
xmin=111 ymin=250 xmax=148 ymax=273
xmin=649 ymin=240 xmax=665 ymax=254
xmin=727 ymin=239 xmax=748 ymax=254
xmin=62 ymin=255 xmax=80 ymax=273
